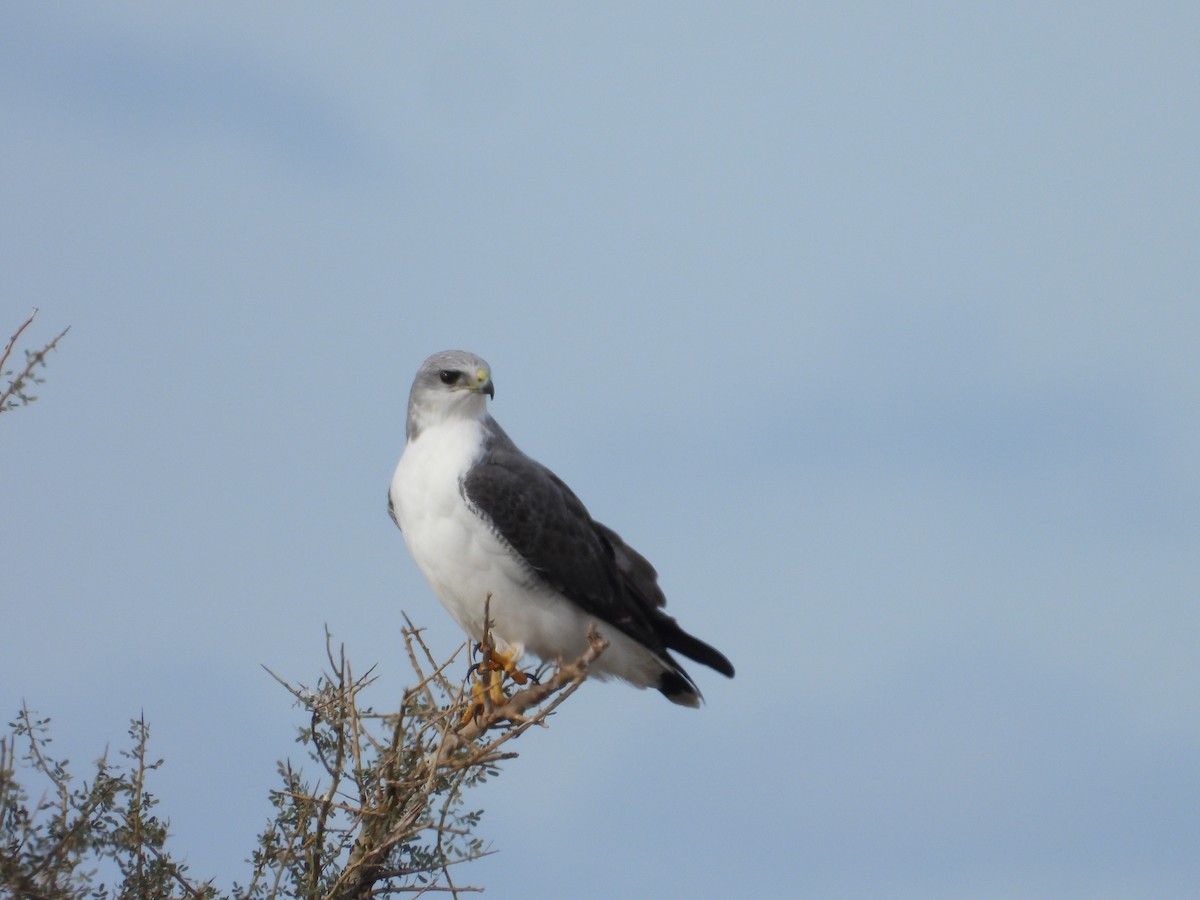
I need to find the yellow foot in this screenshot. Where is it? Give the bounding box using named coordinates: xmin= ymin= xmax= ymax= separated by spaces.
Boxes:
xmin=460 ymin=643 xmax=536 ymax=724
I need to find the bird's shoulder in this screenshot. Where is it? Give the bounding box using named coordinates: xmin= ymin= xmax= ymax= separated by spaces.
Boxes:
xmin=460 ymin=428 xmax=667 ymax=629
xmin=460 ymin=430 xmax=593 ymax=545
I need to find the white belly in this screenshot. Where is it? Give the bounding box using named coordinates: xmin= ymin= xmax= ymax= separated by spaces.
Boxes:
xmin=390 ymin=422 xmax=568 ymax=652
xmin=390 ymin=420 xmax=667 ymax=687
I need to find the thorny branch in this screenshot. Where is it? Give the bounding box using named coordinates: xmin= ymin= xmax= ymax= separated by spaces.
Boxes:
xmin=1 ymin=708 xmax=216 ymax=899
xmin=1 ymin=308 xmax=70 ymax=414
xmin=258 ymin=620 xmax=606 ymax=900
xmin=4 ymin=614 xmax=603 ymax=899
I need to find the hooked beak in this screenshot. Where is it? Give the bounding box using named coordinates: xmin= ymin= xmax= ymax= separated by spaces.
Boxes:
xmin=471 ymin=367 xmax=495 ymax=399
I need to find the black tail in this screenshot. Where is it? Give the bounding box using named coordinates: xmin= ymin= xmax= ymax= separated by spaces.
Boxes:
xmin=656 ymin=616 xmax=735 ymax=678
xmin=658 ymin=666 xmax=703 ymax=707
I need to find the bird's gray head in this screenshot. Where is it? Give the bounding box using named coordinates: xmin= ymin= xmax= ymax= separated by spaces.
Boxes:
xmin=406 ymin=350 xmax=495 ymax=440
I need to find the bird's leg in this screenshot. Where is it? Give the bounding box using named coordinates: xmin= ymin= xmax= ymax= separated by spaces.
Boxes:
xmin=461 ymin=644 xmax=518 ymax=724
xmin=462 ymin=646 xmax=535 ymax=722
xmin=459 ymin=598 xmax=538 ymax=723
xmin=462 ymin=678 xmax=489 ymax=725
xmin=475 ymin=644 xmax=529 ymax=704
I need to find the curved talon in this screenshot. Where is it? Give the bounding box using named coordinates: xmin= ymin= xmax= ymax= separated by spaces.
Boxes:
xmin=461 ymin=641 xmax=539 ymax=721
xmin=460 ymin=681 xmax=488 ymax=725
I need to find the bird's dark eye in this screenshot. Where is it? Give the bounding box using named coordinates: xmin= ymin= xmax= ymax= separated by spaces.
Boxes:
xmin=439 ymin=370 xmax=461 ymax=385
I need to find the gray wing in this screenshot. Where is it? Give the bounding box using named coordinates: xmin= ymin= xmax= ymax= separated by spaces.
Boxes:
xmin=461 ymin=425 xmax=734 ymax=677
xmin=460 ymin=432 xmax=648 ymax=636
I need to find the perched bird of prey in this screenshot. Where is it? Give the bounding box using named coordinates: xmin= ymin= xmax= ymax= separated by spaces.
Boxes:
xmin=389 ymin=350 xmax=734 ymax=707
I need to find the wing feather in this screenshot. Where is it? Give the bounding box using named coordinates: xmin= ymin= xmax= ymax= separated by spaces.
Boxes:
xmin=461 ymin=425 xmax=734 ymax=678
xmin=461 ymin=434 xmax=647 ymax=635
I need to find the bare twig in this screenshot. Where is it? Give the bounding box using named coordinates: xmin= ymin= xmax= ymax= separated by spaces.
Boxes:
xmin=312 ymin=615 xmax=606 ymax=900
xmin=1 ymin=309 xmax=70 ymax=413
xmin=2 ymin=615 xmax=605 ymax=899
xmin=0 ymin=309 xmax=37 ymax=374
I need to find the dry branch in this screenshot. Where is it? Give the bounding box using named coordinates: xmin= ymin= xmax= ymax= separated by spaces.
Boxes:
xmin=1 ymin=308 xmax=70 ymax=414
xmin=261 ymin=621 xmax=606 ymax=900
xmin=3 ymin=616 xmax=603 ymax=899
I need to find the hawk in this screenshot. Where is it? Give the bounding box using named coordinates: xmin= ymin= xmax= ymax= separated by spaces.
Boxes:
xmin=389 ymin=350 xmax=734 ymax=706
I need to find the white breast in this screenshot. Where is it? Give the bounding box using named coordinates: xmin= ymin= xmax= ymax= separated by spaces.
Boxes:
xmin=390 ymin=420 xmax=541 ymax=647
xmin=390 ymin=418 xmax=668 ymax=688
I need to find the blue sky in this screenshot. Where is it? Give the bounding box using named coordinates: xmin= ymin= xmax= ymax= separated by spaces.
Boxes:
xmin=3 ymin=4 xmax=1198 ymax=897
